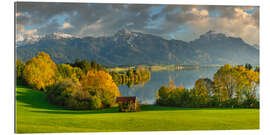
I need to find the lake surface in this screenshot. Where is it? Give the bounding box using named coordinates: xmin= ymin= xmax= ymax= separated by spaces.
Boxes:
xmin=118 ymin=67 xmax=220 ymax=104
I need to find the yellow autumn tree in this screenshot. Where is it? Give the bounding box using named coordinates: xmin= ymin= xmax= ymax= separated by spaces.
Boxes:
xmin=195 ymin=79 xmax=209 ymax=97
xmin=213 ymin=64 xmax=234 ymax=101
xmin=81 ymin=70 xmax=120 ymax=107
xmin=214 ymin=64 xmax=260 ymax=102
xmin=23 ymin=52 xmax=57 ymax=91
xmin=232 ymin=66 xmax=259 ymax=102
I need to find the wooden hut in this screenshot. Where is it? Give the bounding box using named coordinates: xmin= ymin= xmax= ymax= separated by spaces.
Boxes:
xmin=116 ymin=96 xmax=139 ymax=112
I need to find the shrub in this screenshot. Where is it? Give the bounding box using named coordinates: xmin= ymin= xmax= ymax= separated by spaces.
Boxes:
xmin=155 ymin=70 xmax=259 ymax=108
xmin=170 ymin=88 xmax=190 ymax=107
xmin=46 ymin=79 xmax=93 ymax=110
xmin=156 ymin=86 xmax=172 ymax=105
xmin=56 ymin=64 xmax=84 ymax=83
xmin=47 ymin=67 xmax=121 ymax=110
xmin=242 ymin=96 xmax=259 ymax=108
xmin=16 ymin=59 xmax=25 ymax=80
xmin=89 ymin=96 xmax=103 ymax=110
xmin=118 ymin=101 xmax=140 ymax=112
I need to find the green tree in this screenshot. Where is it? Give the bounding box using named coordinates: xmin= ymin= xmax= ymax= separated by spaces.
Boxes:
xmin=255 ymin=66 xmax=260 ymax=72
xmin=156 ymin=86 xmax=172 ymax=105
xmin=245 ymin=63 xmax=253 ymax=70
xmin=57 ymin=64 xmax=84 ymax=83
xmin=16 ymin=59 xmax=25 ymax=81
xmin=91 ymin=61 xmax=98 ymax=70
xmin=57 ymin=64 xmax=73 ymax=78
xmin=72 ymin=59 xmax=91 ymax=73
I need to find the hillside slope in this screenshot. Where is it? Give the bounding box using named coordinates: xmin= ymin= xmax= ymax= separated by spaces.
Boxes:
xmin=16 ymin=30 xmax=259 ymax=66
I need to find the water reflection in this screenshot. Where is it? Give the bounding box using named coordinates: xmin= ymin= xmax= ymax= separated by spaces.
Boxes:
xmin=119 ymin=67 xmax=219 ymax=104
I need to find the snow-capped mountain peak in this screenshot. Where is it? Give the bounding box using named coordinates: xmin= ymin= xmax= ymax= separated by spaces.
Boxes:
xmin=45 ymin=32 xmax=73 ymax=39
xmin=16 ymin=32 xmax=75 ymax=47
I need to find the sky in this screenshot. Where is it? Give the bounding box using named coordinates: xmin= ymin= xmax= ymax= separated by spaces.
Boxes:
xmin=15 ymin=2 xmax=259 ymax=45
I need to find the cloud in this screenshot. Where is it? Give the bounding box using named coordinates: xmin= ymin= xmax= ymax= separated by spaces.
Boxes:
xmin=24 ymin=29 xmax=38 ymax=35
xmin=60 ymin=22 xmax=72 ymax=30
xmin=200 ymin=9 xmax=209 ymax=16
xmin=151 ymin=6 xmax=259 ymax=45
xmin=15 ymin=3 xmax=259 ymax=45
xmin=16 ymin=24 xmax=24 ymax=33
xmin=16 ymin=33 xmax=24 ymax=42
xmin=38 ymin=19 xmax=61 ymax=34
xmin=212 ymin=8 xmax=259 ymax=45
xmin=79 ymin=19 xmax=103 ymax=36
xmin=16 ymin=29 xmax=38 ymax=42
xmin=16 ymin=13 xmax=21 ymax=17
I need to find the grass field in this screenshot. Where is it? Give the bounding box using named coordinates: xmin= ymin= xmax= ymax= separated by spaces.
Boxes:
xmin=16 ymin=85 xmax=259 ymax=133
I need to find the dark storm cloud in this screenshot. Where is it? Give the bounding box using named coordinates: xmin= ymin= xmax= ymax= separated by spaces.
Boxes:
xmin=16 ymin=2 xmax=81 ymax=25
xmin=38 ymin=19 xmax=61 ymax=34
xmin=15 ymin=2 xmax=154 ymax=36
xmin=15 ymin=2 xmax=259 ymax=45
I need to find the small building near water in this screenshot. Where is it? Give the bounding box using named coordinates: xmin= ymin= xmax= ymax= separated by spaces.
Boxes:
xmin=116 ymin=96 xmax=139 ymax=112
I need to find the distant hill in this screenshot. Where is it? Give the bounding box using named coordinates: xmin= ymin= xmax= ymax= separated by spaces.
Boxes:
xmin=16 ymin=29 xmax=259 ymax=66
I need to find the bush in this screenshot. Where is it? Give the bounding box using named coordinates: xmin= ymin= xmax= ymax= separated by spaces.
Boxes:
xmin=170 ymin=88 xmax=190 ymax=107
xmin=242 ymin=96 xmax=259 ymax=108
xmin=155 ymin=83 xmax=259 ymax=108
xmin=46 ymin=79 xmax=94 ymax=110
xmin=156 ymin=86 xmax=172 ymax=105
xmin=16 ymin=59 xmax=25 ymax=81
xmin=56 ymin=64 xmax=84 ymax=83
xmin=118 ymin=101 xmax=140 ymax=112
xmin=89 ymin=96 xmax=103 ymax=110
xmin=47 ymin=70 xmax=121 ymax=110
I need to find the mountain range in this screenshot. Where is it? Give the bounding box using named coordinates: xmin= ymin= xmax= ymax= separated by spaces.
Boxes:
xmin=16 ymin=29 xmax=259 ymax=66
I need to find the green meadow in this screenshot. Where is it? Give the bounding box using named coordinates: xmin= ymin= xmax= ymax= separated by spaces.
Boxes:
xmin=16 ymin=85 xmax=259 ymax=133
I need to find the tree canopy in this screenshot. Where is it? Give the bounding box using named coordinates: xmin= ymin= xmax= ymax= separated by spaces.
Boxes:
xmin=23 ymin=52 xmax=57 ymax=91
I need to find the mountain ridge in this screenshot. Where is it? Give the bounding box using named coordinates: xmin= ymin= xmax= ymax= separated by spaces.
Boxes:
xmin=16 ymin=30 xmax=259 ymax=66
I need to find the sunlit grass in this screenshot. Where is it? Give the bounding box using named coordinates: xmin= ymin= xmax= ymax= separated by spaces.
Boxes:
xmin=16 ymin=85 xmax=259 ymax=133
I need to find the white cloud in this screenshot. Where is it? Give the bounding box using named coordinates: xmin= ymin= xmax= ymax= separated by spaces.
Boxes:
xmin=24 ymin=29 xmax=38 ymax=35
xmin=16 ymin=33 xmax=24 ymax=42
xmin=188 ymin=8 xmax=209 ymax=17
xmin=176 ymin=7 xmax=259 ymax=45
xmin=15 ymin=3 xmax=259 ymax=45
xmin=16 ymin=24 xmax=24 ymax=33
xmin=16 ymin=29 xmax=42 ymax=43
xmin=126 ymin=22 xmax=134 ymax=26
xmin=79 ymin=19 xmax=103 ymax=36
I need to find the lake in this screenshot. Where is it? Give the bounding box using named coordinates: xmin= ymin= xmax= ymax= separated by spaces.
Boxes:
xmin=118 ymin=67 xmax=220 ymax=104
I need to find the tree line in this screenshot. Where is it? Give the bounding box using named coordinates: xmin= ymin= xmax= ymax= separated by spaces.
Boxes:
xmin=156 ymin=64 xmax=259 ymax=108
xmin=16 ymin=52 xmax=151 ymax=110
xmin=16 ymin=52 xmax=120 ymax=110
